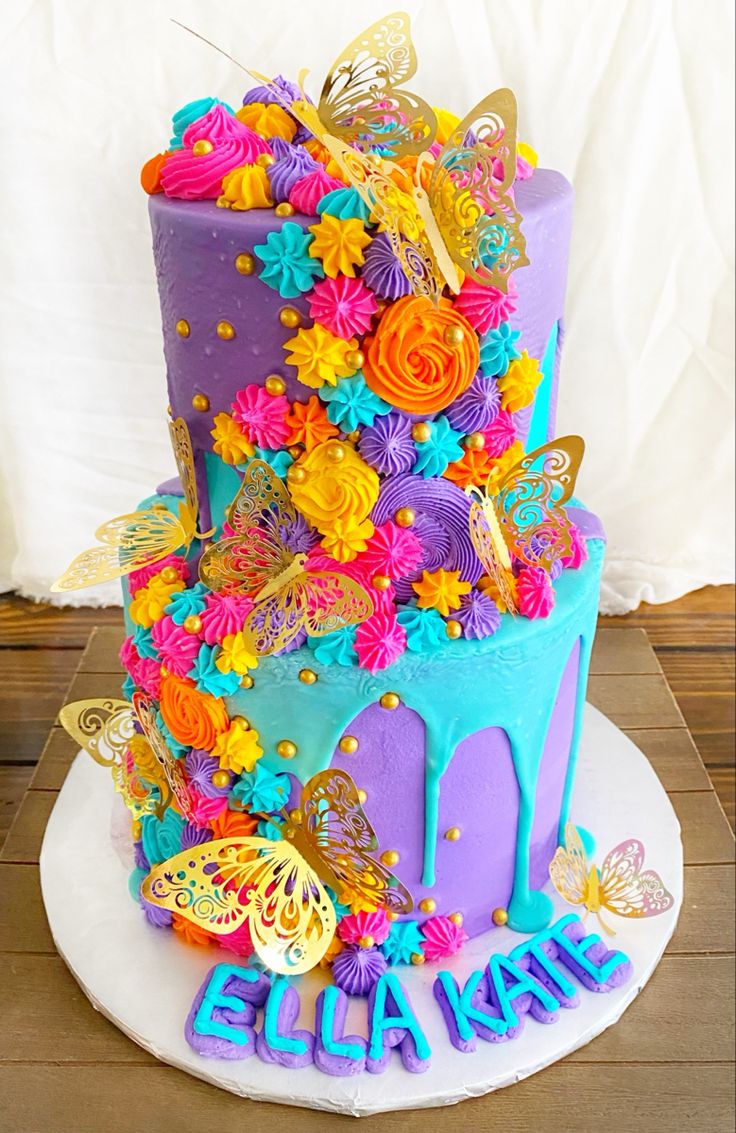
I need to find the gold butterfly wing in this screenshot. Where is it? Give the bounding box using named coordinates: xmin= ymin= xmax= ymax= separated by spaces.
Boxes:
xmin=243 ymin=580 xmax=308 ymax=656
xmin=598 ymin=838 xmax=675 ymax=919
xmin=301 ymin=571 xmax=374 ymax=636
xmin=549 ymin=822 xmax=593 ymax=911
xmin=132 ymin=691 xmax=195 ymax=821
xmin=58 ymin=698 xmax=153 ymax=818
xmin=168 ymin=415 xmax=213 ymax=539
xmin=142 ymin=836 xmax=337 ymax=974
xmin=467 ymin=490 xmax=518 ymax=614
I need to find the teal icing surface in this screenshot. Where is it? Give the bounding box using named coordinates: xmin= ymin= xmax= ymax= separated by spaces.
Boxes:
xmin=525 ymin=320 xmax=559 ymax=452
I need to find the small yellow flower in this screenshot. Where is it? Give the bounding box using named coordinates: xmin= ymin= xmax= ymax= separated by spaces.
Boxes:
xmin=129 ymin=574 xmax=185 ymax=628
xmin=211 ymin=412 xmax=255 ymax=465
xmin=517 ymin=141 xmax=538 ymax=168
xmin=433 ymin=106 xmax=461 ymax=146
xmin=497 ymin=351 xmax=543 ymax=413
xmin=216 ymin=631 xmax=259 ymax=676
xmin=212 ymin=718 xmax=263 ymax=775
xmin=236 ymin=102 xmax=297 ymax=142
xmin=478 ymin=572 xmax=518 ymax=613
xmin=320 ymin=517 xmax=375 ymax=563
xmin=284 ymin=322 xmax=358 ymax=389
xmin=218 ymin=163 xmax=273 ymax=211
xmin=339 ymin=885 xmax=378 ymax=914
xmin=485 ymin=440 xmax=526 ymax=495
xmin=308 ymin=214 xmax=372 ymax=278
xmin=412 ymin=568 xmax=472 ymax=617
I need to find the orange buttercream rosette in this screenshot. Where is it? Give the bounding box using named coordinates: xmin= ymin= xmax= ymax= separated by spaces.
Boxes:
xmin=159 ymin=672 xmax=229 ymax=751
xmin=362 ymin=296 xmax=479 ymax=415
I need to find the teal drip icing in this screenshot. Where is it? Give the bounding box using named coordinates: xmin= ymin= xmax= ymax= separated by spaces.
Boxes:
xmin=204 ymin=451 xmax=241 ymax=532
xmin=526 ymin=321 xmax=559 ymax=452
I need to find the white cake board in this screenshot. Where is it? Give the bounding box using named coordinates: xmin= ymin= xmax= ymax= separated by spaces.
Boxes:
xmin=40 ymin=704 xmax=682 ymax=1117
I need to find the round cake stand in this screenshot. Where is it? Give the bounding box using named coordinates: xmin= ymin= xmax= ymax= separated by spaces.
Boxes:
xmin=39 ymin=704 xmax=683 ymax=1117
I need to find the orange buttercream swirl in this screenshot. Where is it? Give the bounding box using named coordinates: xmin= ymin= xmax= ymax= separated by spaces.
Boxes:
xmin=159 ymin=672 xmax=229 ymax=751
xmin=363 ymin=297 xmax=479 ymax=414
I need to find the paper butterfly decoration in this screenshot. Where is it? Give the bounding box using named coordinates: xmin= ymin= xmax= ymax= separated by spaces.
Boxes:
xmin=467 ymin=435 xmax=585 ymax=613
xmin=142 ymin=768 xmax=414 ymax=974
xmin=131 ymin=690 xmax=195 ymax=822
xmin=51 ymin=417 xmax=212 ymax=592
xmin=198 ymin=459 xmax=373 ymax=656
xmin=58 ymin=698 xmax=173 ymax=821
xmin=549 ymin=823 xmax=675 ymax=936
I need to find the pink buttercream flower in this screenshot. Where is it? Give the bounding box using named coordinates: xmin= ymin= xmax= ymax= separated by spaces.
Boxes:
xmin=481 ymin=409 xmax=516 ymax=458
xmin=453 ymin=277 xmax=518 ymax=335
xmin=231 ymin=385 xmax=291 ymax=449
xmin=516 ymin=566 xmax=555 ymax=619
xmin=357 ymin=522 xmax=423 ymax=580
xmin=307 ymin=275 xmax=378 ymax=340
xmin=354 ymin=610 xmax=406 ymax=673
xmin=420 ymin=915 xmax=469 ymax=962
xmin=199 ymin=592 xmax=255 ymax=645
xmin=151 ymin=616 xmax=202 ymax=678
xmin=128 ymin=554 xmax=189 ymax=595
xmin=288 ymin=169 xmax=343 ymax=215
xmin=119 ymin=636 xmax=139 ymax=676
xmin=338 ymin=908 xmax=391 ymax=946
xmin=191 ymin=792 xmax=229 ymax=825
xmin=217 ymin=920 xmax=255 ymax=958
xmin=561 ymin=525 xmax=588 ymax=570
xmin=161 ymin=105 xmax=272 ymax=200
xmin=131 ymin=656 xmax=162 ymax=698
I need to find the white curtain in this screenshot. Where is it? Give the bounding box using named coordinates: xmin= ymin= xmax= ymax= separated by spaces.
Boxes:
xmin=1 ymin=0 xmax=733 ymax=613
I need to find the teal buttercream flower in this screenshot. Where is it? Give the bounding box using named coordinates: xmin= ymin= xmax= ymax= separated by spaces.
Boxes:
xmin=189 ymin=644 xmax=242 ymax=698
xmin=169 ymin=97 xmax=234 ymax=149
xmin=479 ymin=321 xmax=522 ymax=377
xmin=122 ymin=674 xmax=136 ymax=700
xmin=380 ymin=920 xmax=426 ymax=964
xmin=155 ymin=710 xmax=189 ymax=759
xmin=479 ymin=222 xmax=509 ymax=268
xmin=251 ymin=447 xmax=294 ymax=480
xmin=164 ymin=583 xmax=208 ymax=627
xmin=254 ymin=221 xmax=324 ymax=298
xmin=140 ymin=809 xmax=185 ymax=866
xmin=317 ymin=186 xmax=374 ymax=225
xmin=326 ymin=888 xmax=352 ymax=920
xmin=133 ymin=624 xmax=158 ymax=660
xmin=257 ymin=815 xmax=284 ymax=841
xmin=412 ymin=415 xmax=464 ymax=478
xmin=307 ymin=625 xmax=358 ymax=666
xmin=320 ymin=372 xmax=391 ymax=433
xmin=397 ymin=604 xmax=448 ymax=652
xmin=232 ymin=763 xmax=291 ymax=813
xmin=128 ymin=867 xmax=147 ymax=903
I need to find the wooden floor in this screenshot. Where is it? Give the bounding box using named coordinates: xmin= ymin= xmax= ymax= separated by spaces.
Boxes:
xmin=0 ymin=585 xmax=733 ymax=846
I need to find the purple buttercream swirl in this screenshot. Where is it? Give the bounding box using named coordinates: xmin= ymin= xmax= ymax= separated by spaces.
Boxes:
xmin=133 ymin=840 xmax=150 ymax=871
xmin=446 ymin=374 xmax=501 ymax=434
xmin=332 ymin=945 xmax=387 ymax=996
xmin=454 ymin=590 xmax=501 ymax=639
xmin=266 ymin=138 xmax=319 ymax=203
xmin=141 ymin=894 xmax=173 ymax=928
xmin=359 ymin=411 xmax=416 ymax=475
xmin=242 ymin=75 xmax=313 ymax=143
xmin=182 ymin=821 xmax=214 ymax=848
xmin=361 ymin=232 xmax=412 ymax=300
xmin=185 ymin=748 xmax=230 ymax=797
xmin=371 ymin=474 xmax=483 ymax=602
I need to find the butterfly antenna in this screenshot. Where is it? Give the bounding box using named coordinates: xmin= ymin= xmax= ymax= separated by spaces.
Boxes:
xmin=169 ymin=19 xmax=261 ymax=83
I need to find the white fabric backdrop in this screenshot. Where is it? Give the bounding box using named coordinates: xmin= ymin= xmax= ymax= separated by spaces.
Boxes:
xmin=0 ymin=0 xmax=733 ymax=612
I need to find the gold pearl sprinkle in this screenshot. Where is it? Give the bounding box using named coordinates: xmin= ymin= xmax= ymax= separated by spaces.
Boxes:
xmin=287 ymin=444 xmax=304 ymax=460
xmin=338 ymin=736 xmax=359 ymax=755
xmin=410 ymin=952 xmax=425 ymax=965
xmin=279 ymin=306 xmax=302 ymax=329
xmin=212 ymin=769 xmax=230 ymax=789
xmin=230 ymin=716 xmax=250 ymax=730
xmin=492 ymin=907 xmax=509 ymax=927
xmin=192 ymin=139 xmax=214 ymax=156
xmin=448 ymin=912 xmax=464 ymax=927
xmin=443 ymin=325 xmax=465 ymax=347
xmin=235 ymin=253 xmax=255 ymax=275
xmin=289 ymin=466 xmax=306 ymax=485
xmin=381 ymin=850 xmax=400 ymax=867
xmin=257 ymin=152 xmax=276 ymax=168
xmin=346 ymin=430 xmax=361 ymax=443
xmin=183 ymin=614 xmax=202 ymax=635
xmin=394 ymin=507 xmax=415 ymax=528
xmin=289 ymin=808 xmax=303 ymax=824
xmin=241 ymin=675 xmax=255 ymax=689
xmin=371 ymin=574 xmax=391 ymax=591
xmin=264 ymin=375 xmax=286 ymax=397
xmin=175 ymin=319 xmax=190 ymax=338
xmin=277 ymin=739 xmax=298 ymax=759
xmin=216 ymin=320 xmax=236 ymax=340
xmin=411 ymin=422 xmax=431 ymax=443
xmin=159 ymin=566 xmax=179 ymax=584
xmin=386 ymin=910 xmax=398 ymax=922
xmin=418 ymin=897 xmax=436 ymax=914
xmin=379 ymin=692 xmax=400 ymax=710
xmin=357 ymin=934 xmax=375 ymax=949
xmin=345 ymin=348 xmax=365 ymax=370
xmin=465 ymin=431 xmax=485 ymax=451
xmin=191 ymin=393 xmax=210 ymax=412
xmin=274 ymin=201 xmax=295 ymax=217
xmin=445 ymin=619 xmax=463 ymax=640
xmin=357 ymin=788 xmax=368 ymax=804
xmin=444 ymin=826 xmax=461 ymax=842
xmin=326 ymin=442 xmax=345 ymax=463
xmin=299 ymin=668 xmax=317 ymax=685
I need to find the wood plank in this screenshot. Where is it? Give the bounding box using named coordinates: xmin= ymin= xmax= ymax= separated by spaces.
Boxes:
xmin=78 ymin=626 xmax=124 ymax=674
xmin=622 ymin=727 xmax=712 ymax=792
xmin=0 ymin=650 xmax=82 ymax=724
xmin=0 ymin=791 xmax=56 ymax=863
xmin=670 ymin=791 xmax=736 ymax=866
xmin=0 ymin=766 xmax=34 ymax=846
xmin=63 ymin=671 xmax=127 ymax=703
xmin=28 ymin=727 xmax=79 ymax=791
xmin=0 ymin=864 xmax=54 ymax=953
xmin=707 ymin=767 xmax=735 ymax=831
xmin=0 ymin=594 xmax=121 ymax=649
xmin=587 ymin=674 xmax=685 ymax=729
xmin=589 ymin=628 xmax=661 ymax=675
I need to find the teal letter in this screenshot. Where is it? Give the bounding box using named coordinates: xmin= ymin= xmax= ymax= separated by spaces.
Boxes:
xmin=487 ymin=954 xmax=560 ymax=1028
xmin=192 ymin=963 xmax=264 ymax=1045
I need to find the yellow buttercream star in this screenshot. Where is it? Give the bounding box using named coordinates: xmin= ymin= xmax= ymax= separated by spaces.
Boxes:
xmin=412 ymin=568 xmax=471 ymax=617
xmin=129 ymin=574 xmax=185 ymax=628
xmin=212 ymin=718 xmax=263 ymax=775
xmin=283 ymin=322 xmax=358 ymax=389
xmin=339 ymin=885 xmax=379 ymax=914
xmin=497 ymin=351 xmax=543 ymax=413
xmin=236 ymin=102 xmax=297 ymax=142
xmin=218 ymin=163 xmax=273 ymax=211
xmin=216 ymin=631 xmax=259 ymax=676
xmin=319 ymin=517 xmax=375 ymax=563
xmin=432 ymin=106 xmax=461 ymax=146
xmin=307 ymin=214 xmax=372 ymax=278
xmin=210 ymin=412 xmax=255 ymax=465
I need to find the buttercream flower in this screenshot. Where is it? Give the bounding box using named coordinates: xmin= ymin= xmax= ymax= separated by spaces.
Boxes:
xmin=380 ymin=920 xmax=426 ymax=964
xmin=354 ymin=609 xmax=406 ymax=672
xmin=358 ymin=412 xmax=416 ymax=475
xmin=338 ymin=908 xmax=390 ymax=946
xmin=235 ymin=101 xmax=297 ymax=141
xmin=397 ymin=604 xmax=447 ymax=652
xmin=128 ymin=553 xmax=189 ymax=595
xmin=129 ymin=574 xmax=185 ymax=628
xmin=478 ymin=572 xmax=518 ymax=614
xmin=242 ymin=75 xmax=306 ymax=138
xmin=172 ymin=913 xmax=213 ymax=947
xmin=161 ymin=104 xmax=271 ymax=200
xmin=320 ymin=372 xmax=391 ymax=433
xmin=254 ymin=221 xmax=323 ymax=297
xmin=210 ymin=412 xmax=255 ymax=464
xmin=266 ymin=138 xmax=319 ymax=202
xmin=119 ymin=635 xmax=138 ymax=675
xmin=433 ymin=106 xmax=462 ymax=145
xmin=210 ymin=807 xmax=258 ymax=839
xmin=480 ymin=321 xmax=522 ymax=378
xmin=289 ymin=169 xmax=344 ymax=214
xmin=151 ymin=616 xmax=202 ymax=678
xmin=218 ymin=163 xmax=273 ymax=210
xmin=340 ymin=885 xmax=379 ymax=914
xmin=481 ymin=409 xmax=517 ymax=458
xmin=164 ymin=583 xmax=208 ymax=626
xmin=317 ymin=186 xmax=373 ymax=225
xmin=561 ymin=525 xmax=589 ymax=570
xmin=446 ymin=374 xmax=501 ymax=434
xmin=413 ymin=568 xmax=471 ymax=617
xmin=254 ymin=447 xmax=294 ymax=479
xmin=363 ymin=297 xmax=479 ymax=414
xmin=307 ymin=214 xmax=372 ymax=277
xmin=357 ymin=522 xmax=423 ymax=579
xmin=217 ymin=921 xmax=255 ymax=959
xmin=190 ymin=790 xmax=228 ymax=827
xmin=332 ymin=945 xmax=387 ymax=996
xmin=320 ymin=516 xmax=375 ymax=562
xmin=287 ymin=441 xmax=379 ymax=554
xmin=412 ymin=415 xmax=464 ymax=478
xmin=497 ymin=351 xmax=543 ymax=412
xmin=169 ymin=97 xmax=234 ymax=149
xmin=453 ymin=277 xmax=518 ymax=335
xmin=141 ymin=809 xmax=185 ymax=866
xmin=307 ymin=275 xmax=377 ymax=340
xmin=303 ymin=139 xmax=348 ymax=182
xmin=420 ymin=915 xmax=468 ymax=961
xmin=199 ymin=592 xmax=254 ymax=646
xmin=132 ymin=656 xmax=162 ymax=698
xmin=231 ymin=763 xmax=291 ymax=813
xmin=189 ymin=644 xmax=242 ymax=697
xmin=132 ymin=624 xmax=158 ymax=659
xmin=486 ymin=440 xmax=525 ymax=494
xmin=186 ymin=749 xmax=231 ymax=798
xmin=231 ymin=384 xmax=290 ymax=449
xmin=307 ymin=624 xmax=358 ymax=666
xmin=211 ymin=717 xmax=263 ymax=775
xmin=283 ymin=322 xmax=358 ymax=389
xmin=285 ymin=394 xmax=338 ymax=452
xmin=216 ymin=631 xmax=259 ymax=676
xmin=361 ymin=231 xmax=412 ymax=301
xmin=443 ymin=446 xmax=500 ymax=489
xmin=159 ymin=672 xmax=229 ymax=750
xmin=454 ymin=590 xmax=501 ymax=639
xmin=516 ymin=566 xmax=555 ymax=619
xmin=140 ymin=151 xmax=169 ymax=194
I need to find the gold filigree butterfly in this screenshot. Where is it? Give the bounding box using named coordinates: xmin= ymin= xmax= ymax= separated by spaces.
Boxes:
xmin=198 ymin=460 xmax=373 ymax=656
xmin=142 ymin=768 xmax=413 ymax=974
xmin=132 ymin=691 xmax=195 ymax=822
xmin=51 ymin=417 xmax=212 ymax=592
xmin=467 ymin=435 xmax=585 ymax=613
xmin=58 ymin=698 xmax=173 ymax=821
xmin=549 ymin=823 xmax=675 ymax=936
